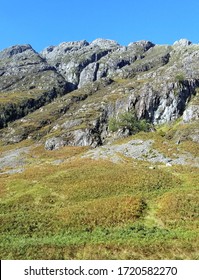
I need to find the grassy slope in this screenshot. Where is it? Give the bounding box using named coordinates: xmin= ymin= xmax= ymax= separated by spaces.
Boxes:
xmin=0 ymin=131 xmax=198 ymax=260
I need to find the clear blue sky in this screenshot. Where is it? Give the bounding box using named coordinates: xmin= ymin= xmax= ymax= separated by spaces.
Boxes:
xmin=1 ymin=0 xmax=198 ymax=52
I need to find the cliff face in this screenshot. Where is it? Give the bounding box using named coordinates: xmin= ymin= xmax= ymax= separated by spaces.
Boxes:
xmin=0 ymin=38 xmax=199 ymax=148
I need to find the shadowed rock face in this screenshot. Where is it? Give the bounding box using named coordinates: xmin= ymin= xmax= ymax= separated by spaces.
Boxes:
xmin=0 ymin=38 xmax=199 ymax=148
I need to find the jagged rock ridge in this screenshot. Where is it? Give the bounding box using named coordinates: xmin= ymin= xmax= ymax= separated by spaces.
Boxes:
xmin=0 ymin=38 xmax=199 ymax=148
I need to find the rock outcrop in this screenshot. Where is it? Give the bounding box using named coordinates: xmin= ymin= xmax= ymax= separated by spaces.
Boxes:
xmin=0 ymin=38 xmax=199 ymax=149
xmin=0 ymin=44 xmax=71 ymax=128
xmin=40 ymin=39 xmax=154 ymax=89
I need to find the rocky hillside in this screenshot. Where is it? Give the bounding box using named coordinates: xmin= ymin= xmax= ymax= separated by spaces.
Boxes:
xmin=0 ymin=38 xmax=199 ymax=148
xmin=0 ymin=38 xmax=199 ymax=260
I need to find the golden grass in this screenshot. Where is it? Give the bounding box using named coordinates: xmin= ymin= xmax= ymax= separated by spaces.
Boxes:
xmin=0 ymin=139 xmax=33 ymax=153
xmin=0 ymin=137 xmax=198 ymax=259
xmin=29 ymin=145 xmax=89 ymax=161
xmin=157 ymin=189 xmax=199 ymax=229
xmin=58 ymin=195 xmax=146 ymax=229
xmin=0 ymin=156 xmax=182 ymax=205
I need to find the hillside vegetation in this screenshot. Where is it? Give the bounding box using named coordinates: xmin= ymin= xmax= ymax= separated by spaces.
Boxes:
xmin=0 ymin=129 xmax=198 ymax=259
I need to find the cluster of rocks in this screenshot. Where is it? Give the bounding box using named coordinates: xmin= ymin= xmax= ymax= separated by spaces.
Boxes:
xmin=82 ymin=139 xmax=199 ymax=167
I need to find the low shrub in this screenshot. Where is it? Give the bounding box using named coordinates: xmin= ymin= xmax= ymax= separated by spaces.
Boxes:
xmin=108 ymin=111 xmax=151 ymax=134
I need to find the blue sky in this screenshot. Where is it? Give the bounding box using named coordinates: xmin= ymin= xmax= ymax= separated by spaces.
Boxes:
xmin=0 ymin=0 xmax=199 ymax=51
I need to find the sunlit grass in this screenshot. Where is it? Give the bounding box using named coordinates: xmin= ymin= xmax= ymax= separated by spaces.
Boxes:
xmin=0 ymin=140 xmax=198 ymax=259
xmin=157 ymin=189 xmax=199 ymax=229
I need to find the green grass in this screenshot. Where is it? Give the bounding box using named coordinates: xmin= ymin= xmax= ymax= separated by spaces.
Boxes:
xmin=0 ymin=225 xmax=198 ymax=260
xmin=0 ymin=144 xmax=198 ymax=259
